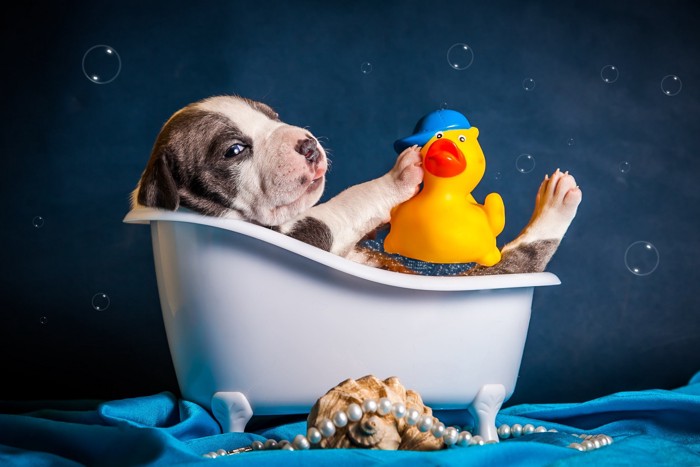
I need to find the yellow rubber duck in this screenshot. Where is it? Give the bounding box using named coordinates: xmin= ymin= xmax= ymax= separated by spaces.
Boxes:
xmin=385 ymin=112 xmax=504 ymax=266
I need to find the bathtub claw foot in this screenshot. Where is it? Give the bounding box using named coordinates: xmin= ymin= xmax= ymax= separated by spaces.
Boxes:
xmin=469 ymin=383 xmax=506 ymax=443
xmin=211 ymin=391 xmax=253 ymax=432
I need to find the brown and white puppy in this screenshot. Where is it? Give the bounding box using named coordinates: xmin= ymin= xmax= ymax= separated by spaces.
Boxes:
xmin=132 ymin=95 xmax=582 ymax=274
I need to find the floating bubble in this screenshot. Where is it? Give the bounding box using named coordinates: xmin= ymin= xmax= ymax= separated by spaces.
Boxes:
xmin=440 ymin=101 xmax=449 ymax=110
xmin=82 ymin=45 xmax=122 ymax=84
xmin=619 ymin=161 xmax=631 ymax=173
xmin=567 ymin=138 xmax=575 ymax=147
xmin=522 ymin=78 xmax=536 ymax=91
xmin=92 ymin=292 xmax=111 ymax=311
xmin=33 ymin=216 xmax=44 ymax=228
xmin=661 ymin=75 xmax=682 ymax=96
xmin=39 ymin=316 xmax=48 ymax=325
xmin=516 ymin=154 xmax=536 ymax=173
xmin=494 ymin=171 xmax=502 ymax=181
xmin=447 ymin=43 xmax=474 ymax=70
xmin=624 ymin=241 xmax=659 ymax=276
xmin=360 ymin=62 xmax=373 ymax=74
xmin=600 ymin=65 xmax=618 ymax=83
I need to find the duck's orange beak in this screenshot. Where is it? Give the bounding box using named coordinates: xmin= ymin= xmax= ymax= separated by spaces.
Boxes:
xmin=424 ymin=138 xmax=466 ymax=177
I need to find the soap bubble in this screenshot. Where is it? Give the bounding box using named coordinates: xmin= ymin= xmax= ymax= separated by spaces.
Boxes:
xmin=92 ymin=292 xmax=110 ymax=311
xmin=567 ymin=138 xmax=575 ymax=147
xmin=447 ymin=43 xmax=474 ymax=70
xmin=624 ymin=241 xmax=659 ymax=276
xmin=360 ymin=62 xmax=373 ymax=74
xmin=32 ymin=216 xmax=44 ymax=228
xmin=522 ymin=78 xmax=536 ymax=91
xmin=494 ymin=171 xmax=502 ymax=181
xmin=82 ymin=45 xmax=122 ymax=84
xmin=600 ymin=65 xmax=618 ymax=83
xmin=440 ymin=101 xmax=449 ymax=110
xmin=516 ymin=154 xmax=536 ymax=173
xmin=661 ymin=75 xmax=682 ymax=96
xmin=619 ymin=161 xmax=631 ymax=173
xmin=39 ymin=316 xmax=48 ymax=325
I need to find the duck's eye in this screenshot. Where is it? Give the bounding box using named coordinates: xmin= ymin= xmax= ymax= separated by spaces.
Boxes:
xmin=436 ymin=132 xmax=443 ymax=139
xmin=225 ymin=143 xmax=248 ymax=158
xmin=459 ymin=135 xmax=466 ymax=142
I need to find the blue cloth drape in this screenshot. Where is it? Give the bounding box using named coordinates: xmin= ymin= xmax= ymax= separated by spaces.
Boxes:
xmin=2 ymin=372 xmax=700 ymax=466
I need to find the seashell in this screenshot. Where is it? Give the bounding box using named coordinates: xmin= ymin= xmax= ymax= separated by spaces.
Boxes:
xmin=307 ymin=375 xmax=444 ymax=451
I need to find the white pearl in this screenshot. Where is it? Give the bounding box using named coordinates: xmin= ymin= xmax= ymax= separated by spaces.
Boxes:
xmin=207 ymin=452 xmax=218 ymax=458
xmin=307 ymin=427 xmax=322 ymax=445
xmin=347 ymin=403 xmax=363 ymax=422
xmin=469 ymin=435 xmax=484 ymax=446
xmin=391 ymin=402 xmax=406 ymax=419
xmin=568 ymin=442 xmax=585 ymax=451
xmin=457 ymin=431 xmax=472 ymax=447
xmin=281 ymin=444 xmax=295 ymax=451
xmin=362 ymin=399 xmax=378 ymax=413
xmin=535 ymin=426 xmax=547 ymax=433
xmin=431 ymin=422 xmax=445 ymax=438
xmin=417 ymin=415 xmax=434 ymax=432
xmin=605 ymin=435 xmax=614 ymax=445
xmin=511 ymin=424 xmax=523 ymax=437
xmin=293 ymin=434 xmax=311 ymax=450
xmin=548 ymin=429 xmax=558 ymax=433
xmin=251 ymin=440 xmax=264 ymax=451
xmin=264 ymin=439 xmax=278 ymax=449
xmin=497 ymin=424 xmax=511 ymax=439
xmin=581 ymin=440 xmax=595 ymax=451
xmin=523 ymin=424 xmax=535 ymax=435
xmin=405 ymin=408 xmax=420 ymax=426
xmin=377 ymin=398 xmax=392 ymax=415
xmin=216 ymin=449 xmax=227 ymax=456
xmin=443 ymin=427 xmax=459 ymax=446
xmin=332 ymin=410 xmax=348 ymax=428
xmin=319 ymin=418 xmax=336 ymax=438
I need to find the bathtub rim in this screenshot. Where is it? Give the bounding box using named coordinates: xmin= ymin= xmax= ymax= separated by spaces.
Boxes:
xmin=124 ymin=207 xmax=561 ymax=292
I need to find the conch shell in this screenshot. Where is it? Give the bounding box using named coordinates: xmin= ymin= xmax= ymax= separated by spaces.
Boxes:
xmin=307 ymin=375 xmax=444 ymax=451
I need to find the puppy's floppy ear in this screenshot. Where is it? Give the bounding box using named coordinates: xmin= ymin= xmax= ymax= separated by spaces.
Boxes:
xmin=137 ymin=147 xmax=180 ymax=211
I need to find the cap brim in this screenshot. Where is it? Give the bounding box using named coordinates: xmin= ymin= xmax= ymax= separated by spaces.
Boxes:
xmin=393 ymin=130 xmax=437 ymax=153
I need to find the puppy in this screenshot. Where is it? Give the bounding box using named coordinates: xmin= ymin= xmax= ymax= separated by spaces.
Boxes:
xmin=132 ymin=95 xmax=582 ymax=275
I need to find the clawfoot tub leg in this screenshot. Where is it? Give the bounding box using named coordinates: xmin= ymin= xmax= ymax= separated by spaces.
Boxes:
xmin=211 ymin=392 xmax=253 ymax=432
xmin=468 ymin=384 xmax=506 ymax=443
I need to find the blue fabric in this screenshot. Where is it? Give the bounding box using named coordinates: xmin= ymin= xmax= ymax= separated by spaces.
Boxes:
xmin=361 ymin=230 xmax=475 ymax=275
xmin=2 ymin=373 xmax=700 ymax=466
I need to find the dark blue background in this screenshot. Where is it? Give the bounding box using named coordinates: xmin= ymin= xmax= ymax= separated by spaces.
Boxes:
xmin=2 ymin=0 xmax=699 ymax=406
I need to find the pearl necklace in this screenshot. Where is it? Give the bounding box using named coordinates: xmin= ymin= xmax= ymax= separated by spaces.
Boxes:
xmin=202 ymin=398 xmax=613 ymax=458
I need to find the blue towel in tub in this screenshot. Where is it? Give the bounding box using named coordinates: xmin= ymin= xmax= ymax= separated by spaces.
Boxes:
xmin=360 ymin=228 xmax=475 ymax=275
xmin=2 ymin=371 xmax=700 ymax=466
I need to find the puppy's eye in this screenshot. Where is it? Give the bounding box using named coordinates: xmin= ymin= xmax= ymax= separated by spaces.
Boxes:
xmin=225 ymin=143 xmax=248 ymax=158
xmin=436 ymin=132 xmax=443 ymax=139
xmin=459 ymin=135 xmax=466 ymax=142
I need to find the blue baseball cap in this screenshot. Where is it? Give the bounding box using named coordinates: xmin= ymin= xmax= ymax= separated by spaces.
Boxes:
xmin=394 ymin=109 xmax=471 ymax=153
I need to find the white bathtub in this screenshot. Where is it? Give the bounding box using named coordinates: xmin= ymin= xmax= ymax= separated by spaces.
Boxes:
xmin=124 ymin=208 xmax=559 ymax=442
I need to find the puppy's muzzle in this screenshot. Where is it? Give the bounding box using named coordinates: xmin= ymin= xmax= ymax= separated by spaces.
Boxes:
xmin=297 ymin=137 xmax=321 ymax=164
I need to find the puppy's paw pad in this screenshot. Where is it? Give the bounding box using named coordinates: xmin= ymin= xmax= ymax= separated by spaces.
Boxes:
xmin=563 ymin=186 xmax=582 ymax=209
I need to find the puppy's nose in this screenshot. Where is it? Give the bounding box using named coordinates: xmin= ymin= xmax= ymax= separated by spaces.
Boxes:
xmin=297 ymin=137 xmax=320 ymax=163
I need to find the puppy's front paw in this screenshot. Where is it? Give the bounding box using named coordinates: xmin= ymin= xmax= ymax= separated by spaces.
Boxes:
xmin=390 ymin=145 xmax=423 ymax=201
